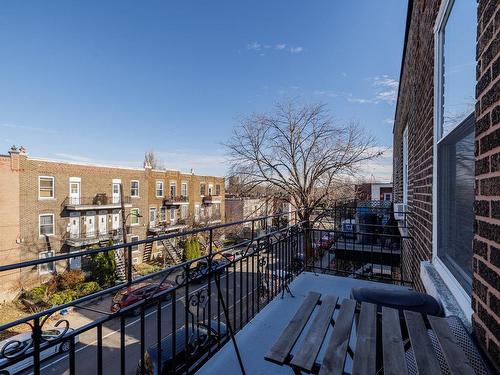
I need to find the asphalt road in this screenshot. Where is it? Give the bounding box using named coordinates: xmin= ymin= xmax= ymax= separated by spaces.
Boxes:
xmin=21 ymin=251 xmax=291 ymax=375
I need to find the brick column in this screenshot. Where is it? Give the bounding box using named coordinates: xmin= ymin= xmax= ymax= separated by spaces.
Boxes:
xmin=473 ymin=0 xmax=499 ymax=368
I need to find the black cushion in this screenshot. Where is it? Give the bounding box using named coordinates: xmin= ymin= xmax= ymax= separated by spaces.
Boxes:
xmin=350 ymin=287 xmax=444 ymax=317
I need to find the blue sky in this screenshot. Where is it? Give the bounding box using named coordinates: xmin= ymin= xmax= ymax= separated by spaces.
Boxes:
xmin=0 ymin=1 xmax=407 ymax=179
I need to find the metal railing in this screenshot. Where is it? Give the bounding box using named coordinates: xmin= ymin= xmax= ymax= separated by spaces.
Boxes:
xmin=163 ymin=196 xmax=189 ymax=206
xmin=62 ymin=195 xmax=132 ymax=207
xmin=0 ymin=201 xmax=412 ymax=375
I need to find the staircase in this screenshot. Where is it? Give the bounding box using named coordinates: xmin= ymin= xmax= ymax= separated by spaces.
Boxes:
xmin=161 ymin=239 xmax=183 ymax=264
xmin=142 ymin=236 xmax=154 ymax=262
xmin=114 ymin=249 xmax=126 ymax=282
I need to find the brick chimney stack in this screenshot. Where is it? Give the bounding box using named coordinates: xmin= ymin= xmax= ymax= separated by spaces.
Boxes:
xmin=8 ymin=146 xmax=20 ymax=171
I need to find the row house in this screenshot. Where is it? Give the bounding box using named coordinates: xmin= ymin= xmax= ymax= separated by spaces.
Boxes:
xmin=392 ymin=0 xmax=499 ymax=368
xmin=0 ymin=148 xmax=224 ymax=300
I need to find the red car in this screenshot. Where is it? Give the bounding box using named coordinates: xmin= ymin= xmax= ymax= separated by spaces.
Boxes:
xmin=314 ymin=234 xmax=335 ymax=250
xmin=111 ymin=281 xmax=174 ymax=313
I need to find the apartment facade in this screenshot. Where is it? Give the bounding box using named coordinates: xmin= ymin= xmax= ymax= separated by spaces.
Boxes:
xmin=354 ymin=182 xmax=393 ymax=201
xmin=0 ymin=148 xmax=224 ymax=299
xmin=393 ymin=0 xmax=499 ymax=367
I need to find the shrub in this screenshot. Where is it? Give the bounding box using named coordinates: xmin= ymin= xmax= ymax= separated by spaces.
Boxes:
xmin=22 ymin=285 xmax=49 ymax=304
xmin=75 ymin=282 xmax=101 ymax=298
xmin=88 ymin=251 xmax=117 ymax=287
xmin=48 ymin=290 xmax=77 ymax=307
xmin=56 ymin=270 xmax=85 ymax=291
xmin=135 ymin=263 xmax=162 ymax=276
xmin=183 ymin=237 xmax=201 ymax=261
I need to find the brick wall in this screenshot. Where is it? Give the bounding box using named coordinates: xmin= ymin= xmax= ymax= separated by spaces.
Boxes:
xmin=393 ymin=0 xmax=440 ymax=291
xmin=472 ymin=0 xmax=499 ymax=367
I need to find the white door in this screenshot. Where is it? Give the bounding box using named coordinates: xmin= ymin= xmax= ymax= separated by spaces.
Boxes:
xmin=112 ymin=210 xmax=120 ymax=231
xmin=85 ymin=212 xmax=95 ymax=238
xmin=98 ymin=211 xmax=107 ymax=235
xmin=149 ymin=207 xmax=157 ymax=227
xmin=69 ymin=212 xmax=80 ymax=239
xmin=195 ymin=204 xmax=200 ymax=222
xmin=112 ymin=181 xmax=121 ymax=204
xmin=69 ymin=247 xmax=81 ymax=270
xmin=69 ymin=182 xmax=80 ymax=204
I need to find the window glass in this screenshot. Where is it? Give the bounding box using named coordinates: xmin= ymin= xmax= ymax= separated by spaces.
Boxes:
xmin=155 ymin=181 xmax=164 ymax=197
xmin=440 ymin=0 xmax=476 ymax=138
xmin=181 ymin=183 xmax=188 ymax=197
xmin=160 ymin=207 xmax=166 ymax=222
xmin=130 ymin=181 xmax=139 ymax=197
xmin=39 ymin=177 xmax=54 ymax=198
xmin=170 ymin=182 xmax=176 ymax=197
xmin=215 ymin=184 xmax=221 ymax=196
xmin=200 ymin=183 xmax=206 ymax=196
xmin=39 ymin=214 xmax=54 ymax=235
xmin=39 ymin=251 xmax=54 ymax=274
xmin=130 ymin=236 xmax=139 ymax=252
xmin=130 ymin=208 xmax=140 ymax=225
xmin=149 ymin=208 xmax=156 ymax=223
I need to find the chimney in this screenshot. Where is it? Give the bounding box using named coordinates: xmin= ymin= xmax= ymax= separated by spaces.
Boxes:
xmin=8 ymin=145 xmax=20 ymax=171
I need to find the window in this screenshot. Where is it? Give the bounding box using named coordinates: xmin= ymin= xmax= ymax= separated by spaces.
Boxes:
xmin=130 ymin=181 xmax=140 ymax=197
xmin=170 ymin=208 xmax=176 ymax=221
xmin=130 ymin=235 xmax=139 ymax=252
xmin=208 ymin=184 xmax=213 ymax=195
xmin=160 ymin=207 xmax=166 ymax=222
xmin=130 ymin=208 xmax=140 ymax=225
xmin=181 ymin=205 xmax=188 ymax=219
xmin=402 ymin=127 xmax=409 ymax=205
xmin=215 ymin=184 xmax=221 ymax=196
xmin=170 ymin=182 xmax=176 ymax=198
xmin=434 ymin=0 xmax=476 ymax=296
xmin=155 ymin=181 xmax=164 ymax=197
xmin=38 ymin=176 xmax=54 ymax=199
xmin=200 ymin=183 xmax=206 ymax=196
xmin=39 ymin=251 xmax=54 ymax=274
xmin=39 ymin=214 xmax=54 ymax=236
xmin=181 ymin=182 xmax=188 ymax=197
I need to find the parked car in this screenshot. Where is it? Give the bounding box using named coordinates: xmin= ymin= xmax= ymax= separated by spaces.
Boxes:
xmin=222 ymin=248 xmax=245 ymax=262
xmin=137 ymin=321 xmax=227 ymax=375
xmin=182 ymin=259 xmax=228 ymax=284
xmin=0 ymin=327 xmax=78 ymax=375
xmin=313 ymin=233 xmax=335 ymax=251
xmin=111 ymin=281 xmax=175 ymax=314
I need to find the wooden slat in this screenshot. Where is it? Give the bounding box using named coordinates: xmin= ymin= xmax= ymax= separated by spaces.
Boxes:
xmin=382 ymin=307 xmax=408 ymax=375
xmin=404 ymin=310 xmax=441 ymax=375
xmin=352 ymin=302 xmax=377 ymax=375
xmin=290 ymin=294 xmax=339 ymax=372
xmin=265 ymin=291 xmax=321 ymax=364
xmin=428 ymin=316 xmax=475 ymax=375
xmin=319 ymin=299 xmax=357 ymax=375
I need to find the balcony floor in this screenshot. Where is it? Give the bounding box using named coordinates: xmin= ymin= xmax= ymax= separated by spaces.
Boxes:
xmin=198 ymin=272 xmax=410 ymax=375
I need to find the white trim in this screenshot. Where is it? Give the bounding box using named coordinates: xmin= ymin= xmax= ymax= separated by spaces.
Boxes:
xmin=38 ymin=251 xmax=54 ymax=275
xmin=181 ymin=182 xmax=188 ymax=197
xmin=155 ymin=180 xmax=164 ymax=198
xmin=130 ymin=235 xmax=140 ymax=252
xmin=39 ymin=213 xmax=55 ymax=237
xmin=112 ymin=178 xmax=121 ymax=184
xmin=38 ymin=176 xmax=55 ymax=200
xmin=130 ymin=180 xmax=140 ymax=198
xmin=432 ymin=0 xmax=472 ymax=315
xmin=130 ymin=208 xmax=140 ymax=226
xmin=69 ymin=177 xmax=81 ymax=182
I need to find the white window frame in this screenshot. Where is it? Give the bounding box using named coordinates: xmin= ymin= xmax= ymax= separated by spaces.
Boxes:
xmin=215 ymin=184 xmax=221 ymax=196
xmin=130 ymin=180 xmax=140 ymax=198
xmin=208 ymin=184 xmax=213 ymax=196
xmin=200 ymin=183 xmax=206 ymax=196
xmin=170 ymin=208 xmax=176 ymax=222
xmin=181 ymin=182 xmax=188 ymax=197
xmin=130 ymin=208 xmax=140 ymax=226
xmin=155 ymin=181 xmax=164 ymax=198
xmin=432 ymin=0 xmax=473 ymax=318
xmin=130 ymin=235 xmax=140 ymax=252
xmin=149 ymin=207 xmax=157 ymax=224
xmin=39 ymin=213 xmax=55 ymax=237
xmin=39 ymin=251 xmax=54 ymax=275
xmin=181 ymin=205 xmax=188 ymax=219
xmin=38 ymin=176 xmax=55 ymax=200
xmin=160 ymin=207 xmax=167 ymax=222
xmin=170 ymin=181 xmax=177 ymax=197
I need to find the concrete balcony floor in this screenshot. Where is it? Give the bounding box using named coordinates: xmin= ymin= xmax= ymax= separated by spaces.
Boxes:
xmin=198 ymin=272 xmax=409 ymax=375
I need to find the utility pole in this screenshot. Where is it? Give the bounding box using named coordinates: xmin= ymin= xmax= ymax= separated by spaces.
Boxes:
xmin=119 ymin=183 xmax=131 ymax=283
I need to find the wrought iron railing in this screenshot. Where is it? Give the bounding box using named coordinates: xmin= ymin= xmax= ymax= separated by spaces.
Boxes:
xmin=163 ymin=196 xmax=189 ymax=206
xmin=0 ymin=201 xmax=412 ymax=375
xmin=62 ymin=195 xmax=132 ymax=207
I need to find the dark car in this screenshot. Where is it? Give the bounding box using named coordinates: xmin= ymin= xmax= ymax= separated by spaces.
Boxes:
xmin=222 ymin=248 xmax=245 ymax=262
xmin=111 ymin=281 xmax=174 ymax=313
xmin=138 ymin=321 xmax=227 ymax=375
xmin=180 ymin=259 xmax=228 ymax=284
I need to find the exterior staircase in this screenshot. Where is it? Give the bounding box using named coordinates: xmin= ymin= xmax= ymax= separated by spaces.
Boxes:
xmin=161 ymin=238 xmax=183 ymax=264
xmin=114 ymin=249 xmax=126 ymax=282
xmin=142 ymin=236 xmax=154 ymax=262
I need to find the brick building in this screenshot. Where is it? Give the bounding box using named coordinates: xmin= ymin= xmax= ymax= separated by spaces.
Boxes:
xmin=393 ymin=0 xmax=499 ymax=367
xmin=0 ymin=148 xmax=224 ymax=300
xmin=354 ymin=182 xmax=393 ymax=201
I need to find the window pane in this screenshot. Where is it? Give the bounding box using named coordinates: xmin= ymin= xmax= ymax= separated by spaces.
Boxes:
xmin=437 ymin=115 xmax=474 ymax=294
xmin=441 ymin=1 xmax=476 ymax=138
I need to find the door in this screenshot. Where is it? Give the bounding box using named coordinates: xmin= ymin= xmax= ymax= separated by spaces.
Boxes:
xmin=69 ymin=212 xmax=80 ymax=239
xmin=85 ymin=212 xmax=95 ymax=238
xmin=149 ymin=207 xmax=157 ymax=227
xmin=69 ymin=181 xmax=80 ymax=204
xmin=69 ymin=247 xmax=81 ymax=270
xmin=98 ymin=211 xmax=107 ymax=235
xmin=112 ymin=180 xmax=121 ymax=204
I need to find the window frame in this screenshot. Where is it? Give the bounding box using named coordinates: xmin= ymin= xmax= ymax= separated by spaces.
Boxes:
xmin=130 ymin=235 xmax=140 ymax=252
xmin=200 ymin=183 xmax=206 ymax=196
xmin=215 ymin=184 xmax=221 ymax=196
xmin=129 ymin=208 xmax=140 ymax=226
xmin=38 ymin=176 xmax=55 ymax=200
xmin=155 ymin=181 xmax=164 ymax=198
xmin=39 ymin=251 xmax=55 ymax=275
xmin=181 ymin=182 xmax=188 ymax=197
xmin=149 ymin=207 xmax=157 ymax=224
xmin=39 ymin=213 xmax=55 ymax=237
xmin=432 ymin=0 xmax=474 ymax=318
xmin=130 ymin=180 xmax=140 ymax=198
xmin=170 ymin=181 xmax=177 ymax=198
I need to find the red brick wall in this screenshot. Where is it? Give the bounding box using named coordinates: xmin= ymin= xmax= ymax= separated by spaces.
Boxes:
xmin=393 ymin=0 xmax=440 ymax=291
xmin=472 ymin=0 xmax=499 ymax=367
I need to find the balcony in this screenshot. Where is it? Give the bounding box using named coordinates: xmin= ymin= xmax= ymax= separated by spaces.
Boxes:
xmin=163 ymin=195 xmax=189 ymax=207
xmin=4 ymin=203 xmax=478 ymax=375
xmin=148 ymin=220 xmax=188 ymax=233
xmin=63 ymin=229 xmax=123 ymax=246
xmin=202 ymin=194 xmax=222 ymax=204
xmin=63 ymin=195 xmax=132 ymax=211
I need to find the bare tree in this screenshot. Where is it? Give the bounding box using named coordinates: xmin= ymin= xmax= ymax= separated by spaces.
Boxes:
xmin=226 ymin=101 xmax=382 ymax=254
xmin=144 ymin=150 xmax=164 ymax=170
